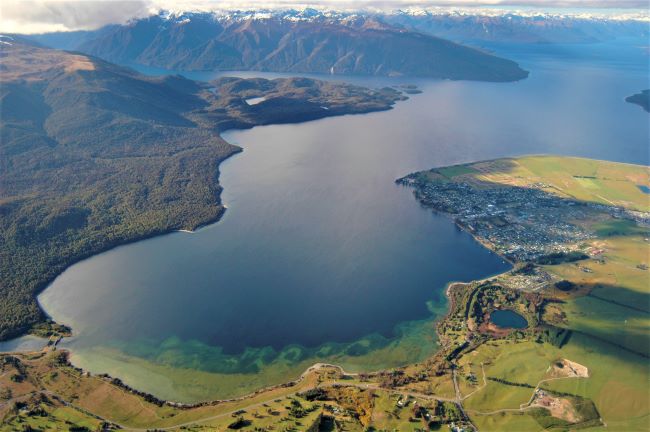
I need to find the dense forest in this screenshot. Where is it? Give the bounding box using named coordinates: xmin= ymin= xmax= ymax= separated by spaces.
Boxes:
xmin=0 ymin=40 xmax=404 ymax=340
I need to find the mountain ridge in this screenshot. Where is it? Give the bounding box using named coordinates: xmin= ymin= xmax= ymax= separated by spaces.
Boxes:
xmin=28 ymin=12 xmax=529 ymax=82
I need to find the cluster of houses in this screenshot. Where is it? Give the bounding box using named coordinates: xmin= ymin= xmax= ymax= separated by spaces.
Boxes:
xmin=402 ymin=177 xmax=599 ymax=262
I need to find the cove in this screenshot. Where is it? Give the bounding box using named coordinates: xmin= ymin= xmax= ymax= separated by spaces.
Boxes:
xmin=37 ymin=40 xmax=649 ymax=403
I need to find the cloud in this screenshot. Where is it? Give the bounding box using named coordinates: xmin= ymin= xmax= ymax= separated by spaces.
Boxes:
xmin=1 ymin=0 xmax=647 ymax=34
xmin=1 ymin=1 xmax=152 ymax=33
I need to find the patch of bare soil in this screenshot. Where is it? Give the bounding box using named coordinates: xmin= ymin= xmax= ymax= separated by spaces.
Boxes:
xmin=1 ymin=44 xmax=95 ymax=81
xmin=531 ymin=390 xmax=581 ymax=423
xmin=550 ymin=359 xmax=589 ymax=378
xmin=64 ymin=55 xmax=95 ymax=72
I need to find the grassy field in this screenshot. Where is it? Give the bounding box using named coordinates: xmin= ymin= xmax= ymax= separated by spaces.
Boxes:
xmin=472 ymin=411 xmax=543 ymax=431
xmin=0 ymin=351 xmax=331 ymax=430
xmin=459 ymin=335 xmax=649 ymax=431
xmin=447 ymin=155 xmax=650 ymax=431
xmin=543 ymin=231 xmax=649 ymax=358
xmin=0 ymin=350 xmax=465 ymax=431
xmin=0 ymin=405 xmax=104 ymax=432
xmin=465 ymin=155 xmax=650 ymax=211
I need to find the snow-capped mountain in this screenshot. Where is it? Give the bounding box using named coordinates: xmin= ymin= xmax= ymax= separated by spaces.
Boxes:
xmin=26 ymin=7 xmax=647 ymax=81
xmin=383 ymin=8 xmax=649 ymax=44
xmin=28 ymin=10 xmax=530 ymax=82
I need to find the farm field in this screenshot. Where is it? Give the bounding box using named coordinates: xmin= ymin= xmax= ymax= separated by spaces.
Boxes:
xmin=467 ymin=155 xmax=650 ymax=212
xmin=402 ymin=155 xmax=649 ymax=431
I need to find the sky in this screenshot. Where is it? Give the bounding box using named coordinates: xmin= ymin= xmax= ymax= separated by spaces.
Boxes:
xmin=1 ymin=0 xmax=648 ymax=34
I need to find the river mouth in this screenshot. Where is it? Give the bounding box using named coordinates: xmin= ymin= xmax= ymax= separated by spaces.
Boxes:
xmin=36 ymin=41 xmax=649 ymax=403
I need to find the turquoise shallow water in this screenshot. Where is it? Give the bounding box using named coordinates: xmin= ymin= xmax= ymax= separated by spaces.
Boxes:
xmin=34 ymin=40 xmax=649 ymax=401
xmin=0 ymin=335 xmax=48 ymax=353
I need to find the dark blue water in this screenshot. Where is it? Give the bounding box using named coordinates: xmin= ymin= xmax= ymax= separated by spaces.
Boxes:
xmin=37 ymin=116 xmax=509 ymax=353
xmin=490 ymin=309 xmax=529 ymax=329
xmin=35 ymin=39 xmax=649 ymax=400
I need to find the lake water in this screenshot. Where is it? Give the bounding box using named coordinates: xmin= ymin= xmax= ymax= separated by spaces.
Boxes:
xmin=0 ymin=335 xmax=48 ymax=353
xmin=490 ymin=310 xmax=529 ymax=329
xmin=37 ymin=40 xmax=649 ymax=402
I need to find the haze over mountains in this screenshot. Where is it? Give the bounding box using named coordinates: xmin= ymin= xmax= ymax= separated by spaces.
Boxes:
xmin=28 ymin=10 xmax=530 ymax=82
xmin=383 ymin=9 xmax=649 ymax=44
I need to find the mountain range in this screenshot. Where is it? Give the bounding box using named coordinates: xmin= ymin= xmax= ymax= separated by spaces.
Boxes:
xmin=383 ymin=9 xmax=649 ymax=44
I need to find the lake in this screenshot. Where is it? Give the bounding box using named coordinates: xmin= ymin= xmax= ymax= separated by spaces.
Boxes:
xmin=37 ymin=39 xmax=649 ymax=402
xmin=490 ymin=310 xmax=529 ymax=329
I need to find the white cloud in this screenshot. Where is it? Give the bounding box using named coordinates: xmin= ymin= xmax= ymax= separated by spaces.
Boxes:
xmin=1 ymin=1 xmax=152 ymax=33
xmin=1 ymin=0 xmax=647 ymax=34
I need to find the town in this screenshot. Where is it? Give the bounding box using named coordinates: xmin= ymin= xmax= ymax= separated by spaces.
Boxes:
xmin=397 ymin=172 xmax=648 ymax=263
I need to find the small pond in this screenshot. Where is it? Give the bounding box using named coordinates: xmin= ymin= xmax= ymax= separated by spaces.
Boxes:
xmin=490 ymin=309 xmax=528 ymax=329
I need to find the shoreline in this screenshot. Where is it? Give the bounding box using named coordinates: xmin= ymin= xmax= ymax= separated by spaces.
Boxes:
xmin=2 ymin=89 xmax=436 ymax=404
xmin=2 ymin=273 xmax=477 ymax=410
xmin=2 ymin=262 xmax=514 ymax=422
xmin=8 ymin=246 xmax=513 ymax=409
xmin=15 ymin=156 xmax=517 ymax=407
xmin=9 ymin=153 xmax=644 ymax=425
xmin=31 ymin=236 xmax=507 ymax=406
xmin=7 ymin=97 xmax=520 ymax=408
